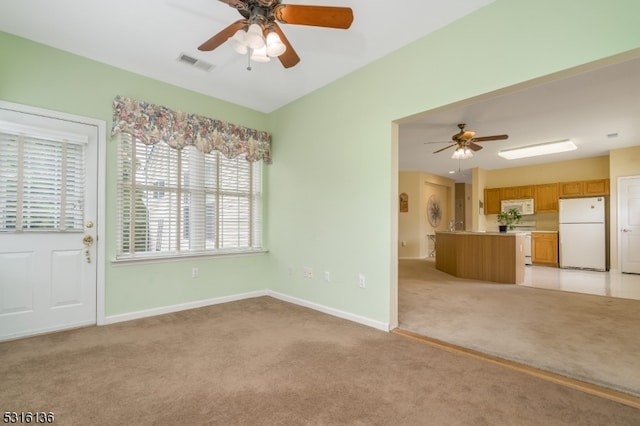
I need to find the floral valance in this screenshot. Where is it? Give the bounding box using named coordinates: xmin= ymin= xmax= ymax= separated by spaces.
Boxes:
xmin=111 ymin=96 xmax=271 ymax=163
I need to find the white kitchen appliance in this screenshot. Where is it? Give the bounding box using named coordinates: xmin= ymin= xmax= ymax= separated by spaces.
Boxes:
xmin=559 ymin=197 xmax=606 ymax=271
xmin=501 ymin=198 xmax=535 ymax=215
xmin=512 ymin=221 xmax=536 ymax=265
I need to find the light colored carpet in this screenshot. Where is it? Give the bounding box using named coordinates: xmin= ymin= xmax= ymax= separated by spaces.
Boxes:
xmin=2 ymin=297 xmax=640 ymax=424
xmin=398 ymin=258 xmax=640 ymax=397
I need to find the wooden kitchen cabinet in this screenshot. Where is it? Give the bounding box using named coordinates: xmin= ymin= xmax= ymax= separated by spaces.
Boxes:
xmin=500 ymin=186 xmax=519 ymax=200
xmin=532 ymin=232 xmax=558 ymax=266
xmin=584 ymin=179 xmax=609 ymax=196
xmin=559 ymin=181 xmax=583 ymax=198
xmin=500 ymin=185 xmax=534 ymax=200
xmin=534 ymin=183 xmax=559 ymax=212
xmin=559 ymin=179 xmax=610 ymax=197
xmin=484 ymin=188 xmax=502 ymax=214
xmin=517 ymin=185 xmax=535 ymax=198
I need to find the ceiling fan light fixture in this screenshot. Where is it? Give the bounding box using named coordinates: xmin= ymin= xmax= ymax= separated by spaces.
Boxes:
xmin=498 ymin=139 xmax=576 ymax=160
xmin=229 ymin=29 xmax=248 ymax=54
xmin=245 ymin=24 xmax=266 ymax=50
xmin=451 ymin=147 xmax=473 ymax=160
xmin=266 ymin=31 xmax=286 ymax=57
xmin=250 ymin=45 xmax=271 ymax=63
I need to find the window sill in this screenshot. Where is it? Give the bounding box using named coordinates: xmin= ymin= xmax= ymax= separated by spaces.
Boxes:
xmin=110 ymin=249 xmax=268 ymax=266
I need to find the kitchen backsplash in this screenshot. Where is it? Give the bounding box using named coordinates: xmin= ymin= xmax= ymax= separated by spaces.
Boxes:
xmin=530 ymin=212 xmax=559 ymax=230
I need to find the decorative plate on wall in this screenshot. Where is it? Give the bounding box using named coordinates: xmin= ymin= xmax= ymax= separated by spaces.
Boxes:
xmin=427 ymin=194 xmax=442 ymax=227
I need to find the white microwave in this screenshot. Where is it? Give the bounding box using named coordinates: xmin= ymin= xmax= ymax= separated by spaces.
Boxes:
xmin=501 ymin=198 xmax=535 ymax=215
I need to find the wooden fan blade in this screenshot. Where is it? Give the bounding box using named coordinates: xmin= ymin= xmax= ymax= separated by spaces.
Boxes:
xmin=468 ymin=142 xmax=483 ymax=151
xmin=272 ymin=24 xmax=300 ymax=68
xmin=472 ymin=134 xmax=509 ymax=142
xmin=274 ymin=5 xmax=354 ymax=29
xmin=198 ymin=20 xmax=247 ymax=51
xmin=433 ymin=144 xmax=456 ymax=154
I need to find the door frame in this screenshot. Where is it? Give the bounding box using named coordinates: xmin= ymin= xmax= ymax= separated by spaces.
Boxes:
xmin=0 ymin=100 xmax=107 ymax=326
xmin=617 ymin=175 xmax=640 ymax=273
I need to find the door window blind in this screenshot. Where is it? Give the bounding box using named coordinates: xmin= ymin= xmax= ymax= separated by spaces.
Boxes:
xmin=116 ymin=134 xmax=262 ymax=259
xmin=0 ymin=131 xmax=85 ymax=232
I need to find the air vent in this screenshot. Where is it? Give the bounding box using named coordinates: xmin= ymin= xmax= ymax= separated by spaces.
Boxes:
xmin=177 ymin=53 xmax=214 ymax=72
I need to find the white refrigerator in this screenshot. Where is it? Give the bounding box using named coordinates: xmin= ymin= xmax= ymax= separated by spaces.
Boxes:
xmin=559 ymin=197 xmax=606 ymax=271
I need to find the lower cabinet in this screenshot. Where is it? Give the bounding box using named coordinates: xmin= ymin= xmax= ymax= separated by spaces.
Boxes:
xmin=532 ymin=232 xmax=558 ymax=267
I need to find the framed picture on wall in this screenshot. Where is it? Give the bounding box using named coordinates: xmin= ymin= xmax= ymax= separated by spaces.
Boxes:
xmin=427 ymin=194 xmax=442 ymax=227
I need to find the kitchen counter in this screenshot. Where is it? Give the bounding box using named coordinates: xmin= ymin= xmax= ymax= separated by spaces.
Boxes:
xmin=439 ymin=230 xmax=527 ymax=236
xmin=435 ymin=231 xmax=526 ymax=284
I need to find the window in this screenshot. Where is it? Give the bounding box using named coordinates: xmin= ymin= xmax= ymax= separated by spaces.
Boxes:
xmin=116 ymin=134 xmax=262 ymax=259
xmin=0 ymin=131 xmax=85 ymax=232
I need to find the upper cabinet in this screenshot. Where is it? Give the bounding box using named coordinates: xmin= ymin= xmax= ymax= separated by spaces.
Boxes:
xmin=500 ymin=185 xmax=534 ymax=200
xmin=559 ymin=179 xmax=610 ymax=198
xmin=584 ymin=179 xmax=610 ymax=196
xmin=558 ymin=181 xmax=583 ymax=198
xmin=484 ymin=188 xmax=502 ymax=214
xmin=535 ymin=183 xmax=559 ymax=213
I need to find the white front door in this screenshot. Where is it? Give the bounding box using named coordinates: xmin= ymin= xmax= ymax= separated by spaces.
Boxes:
xmin=0 ymin=106 xmax=98 ymax=340
xmin=619 ymin=176 xmax=640 ymax=274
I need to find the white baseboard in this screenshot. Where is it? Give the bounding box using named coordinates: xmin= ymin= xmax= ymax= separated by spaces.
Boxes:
xmin=267 ymin=290 xmax=390 ymax=332
xmin=103 ymin=289 xmax=389 ymax=333
xmin=103 ymin=290 xmax=268 ymax=325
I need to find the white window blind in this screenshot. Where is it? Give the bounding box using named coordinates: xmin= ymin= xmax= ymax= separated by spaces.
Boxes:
xmin=116 ymin=134 xmax=263 ymax=259
xmin=0 ymin=131 xmax=85 ymax=232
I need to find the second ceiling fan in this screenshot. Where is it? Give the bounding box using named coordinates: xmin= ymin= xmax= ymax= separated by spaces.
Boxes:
xmin=198 ymin=0 xmax=354 ymax=68
xmin=427 ymin=123 xmax=509 ymax=158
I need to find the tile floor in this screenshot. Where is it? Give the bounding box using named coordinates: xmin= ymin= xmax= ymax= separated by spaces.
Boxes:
xmin=519 ymin=265 xmax=640 ymax=300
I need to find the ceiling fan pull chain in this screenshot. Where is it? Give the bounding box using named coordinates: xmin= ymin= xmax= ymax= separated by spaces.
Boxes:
xmin=247 ymin=48 xmax=252 ymax=71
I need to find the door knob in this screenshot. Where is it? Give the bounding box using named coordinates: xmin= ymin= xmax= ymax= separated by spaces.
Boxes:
xmin=83 ymin=235 xmax=94 ymax=263
xmin=622 ymin=228 xmax=632 ymax=233
xmin=85 ymin=221 xmax=94 ymax=229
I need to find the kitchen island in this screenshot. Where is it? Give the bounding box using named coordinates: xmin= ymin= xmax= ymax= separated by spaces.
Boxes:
xmin=435 ymin=231 xmax=526 ymax=284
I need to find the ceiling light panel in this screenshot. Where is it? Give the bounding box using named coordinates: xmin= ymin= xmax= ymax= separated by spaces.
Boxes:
xmin=498 ymin=139 xmax=577 ymax=160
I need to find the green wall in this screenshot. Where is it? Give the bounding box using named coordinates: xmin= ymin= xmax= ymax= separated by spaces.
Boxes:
xmin=2 ymin=0 xmax=640 ymax=326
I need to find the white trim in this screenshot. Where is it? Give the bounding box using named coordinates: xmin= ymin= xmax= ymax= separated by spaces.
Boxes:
xmin=104 ymin=290 xmax=390 ymax=332
xmin=267 ymin=291 xmax=390 ymax=332
xmin=103 ymin=290 xmax=268 ymax=324
xmin=0 ymin=120 xmax=89 ymax=144
xmin=0 ymin=100 xmax=107 ymax=328
xmin=0 ymin=320 xmax=96 ymax=343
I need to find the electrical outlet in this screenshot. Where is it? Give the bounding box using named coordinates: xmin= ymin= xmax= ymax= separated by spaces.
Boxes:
xmin=358 ymin=273 xmax=366 ymax=288
xmin=191 ymin=267 xmax=199 ymax=279
xmin=287 ymin=265 xmax=294 ymax=276
xmin=324 ymin=271 xmax=331 ymax=282
xmin=303 ymin=267 xmax=313 ymax=280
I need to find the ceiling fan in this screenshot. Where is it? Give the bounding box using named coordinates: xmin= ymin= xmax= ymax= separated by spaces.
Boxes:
xmin=426 ymin=123 xmax=509 ymax=158
xmin=197 ymin=0 xmax=354 ymax=69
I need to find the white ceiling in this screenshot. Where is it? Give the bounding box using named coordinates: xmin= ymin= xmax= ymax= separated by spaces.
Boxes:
xmin=0 ymin=0 xmax=492 ymax=113
xmin=399 ymin=55 xmax=640 ymax=183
